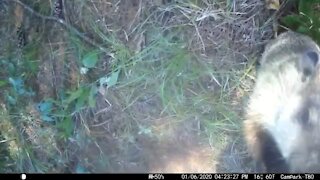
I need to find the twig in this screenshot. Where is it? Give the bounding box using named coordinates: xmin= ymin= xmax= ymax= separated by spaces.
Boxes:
xmin=12 ymin=0 xmax=110 ymax=54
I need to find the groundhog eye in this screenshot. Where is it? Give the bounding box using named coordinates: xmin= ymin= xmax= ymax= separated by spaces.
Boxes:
xmin=300 ymin=51 xmax=319 ymax=77
xmin=306 ymin=51 xmax=319 ymax=66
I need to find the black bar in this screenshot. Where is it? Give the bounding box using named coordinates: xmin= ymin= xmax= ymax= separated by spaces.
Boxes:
xmin=0 ymin=173 xmax=319 ymax=180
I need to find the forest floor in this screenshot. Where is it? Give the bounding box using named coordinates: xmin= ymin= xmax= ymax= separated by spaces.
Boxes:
xmin=0 ymin=0 xmax=275 ymax=173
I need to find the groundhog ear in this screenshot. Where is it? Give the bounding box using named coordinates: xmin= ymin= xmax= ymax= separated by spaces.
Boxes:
xmin=299 ymin=51 xmax=319 ymax=77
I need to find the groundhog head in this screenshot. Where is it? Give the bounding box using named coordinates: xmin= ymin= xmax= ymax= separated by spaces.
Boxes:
xmin=244 ymin=32 xmax=320 ymax=173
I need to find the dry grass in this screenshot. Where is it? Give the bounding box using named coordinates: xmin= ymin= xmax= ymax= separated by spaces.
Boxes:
xmin=0 ymin=0 xmax=275 ymax=173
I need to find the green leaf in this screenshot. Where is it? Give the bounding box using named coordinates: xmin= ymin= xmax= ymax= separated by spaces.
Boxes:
xmin=299 ymin=0 xmax=320 ymax=16
xmin=107 ymin=70 xmax=120 ymax=87
xmin=8 ymin=77 xmax=25 ymax=95
xmin=37 ymin=101 xmax=53 ymax=114
xmin=82 ymin=51 xmax=99 ymax=68
xmin=6 ymin=94 xmax=16 ymax=105
xmin=310 ymin=29 xmax=320 ymax=45
xmin=65 ymin=88 xmax=84 ymax=105
xmin=296 ymin=26 xmax=309 ymax=34
xmin=98 ymin=70 xmax=120 ymax=88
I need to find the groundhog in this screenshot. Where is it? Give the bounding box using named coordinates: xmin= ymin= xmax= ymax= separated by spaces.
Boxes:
xmin=244 ymin=31 xmax=320 ymax=173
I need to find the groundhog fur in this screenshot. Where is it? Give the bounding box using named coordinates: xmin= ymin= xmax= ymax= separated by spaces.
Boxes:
xmin=244 ymin=31 xmax=320 ymax=173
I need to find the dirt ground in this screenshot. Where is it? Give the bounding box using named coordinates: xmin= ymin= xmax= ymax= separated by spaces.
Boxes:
xmin=0 ymin=0 xmax=276 ymax=173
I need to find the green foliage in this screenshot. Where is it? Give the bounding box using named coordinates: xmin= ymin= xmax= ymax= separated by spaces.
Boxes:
xmin=98 ymin=70 xmax=120 ymax=88
xmin=63 ymin=85 xmax=97 ymax=111
xmin=6 ymin=77 xmax=35 ymax=105
xmin=8 ymin=77 xmax=34 ymax=96
xmin=281 ymin=0 xmax=320 ymax=44
xmin=82 ymin=50 xmax=99 ymax=68
xmin=35 ymin=83 xmax=99 ymax=139
xmin=0 ymin=0 xmax=249 ymax=173
xmin=57 ymin=116 xmax=74 ymax=139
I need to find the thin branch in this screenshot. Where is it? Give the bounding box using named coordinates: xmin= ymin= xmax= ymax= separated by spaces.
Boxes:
xmin=12 ymin=0 xmax=110 ymax=54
